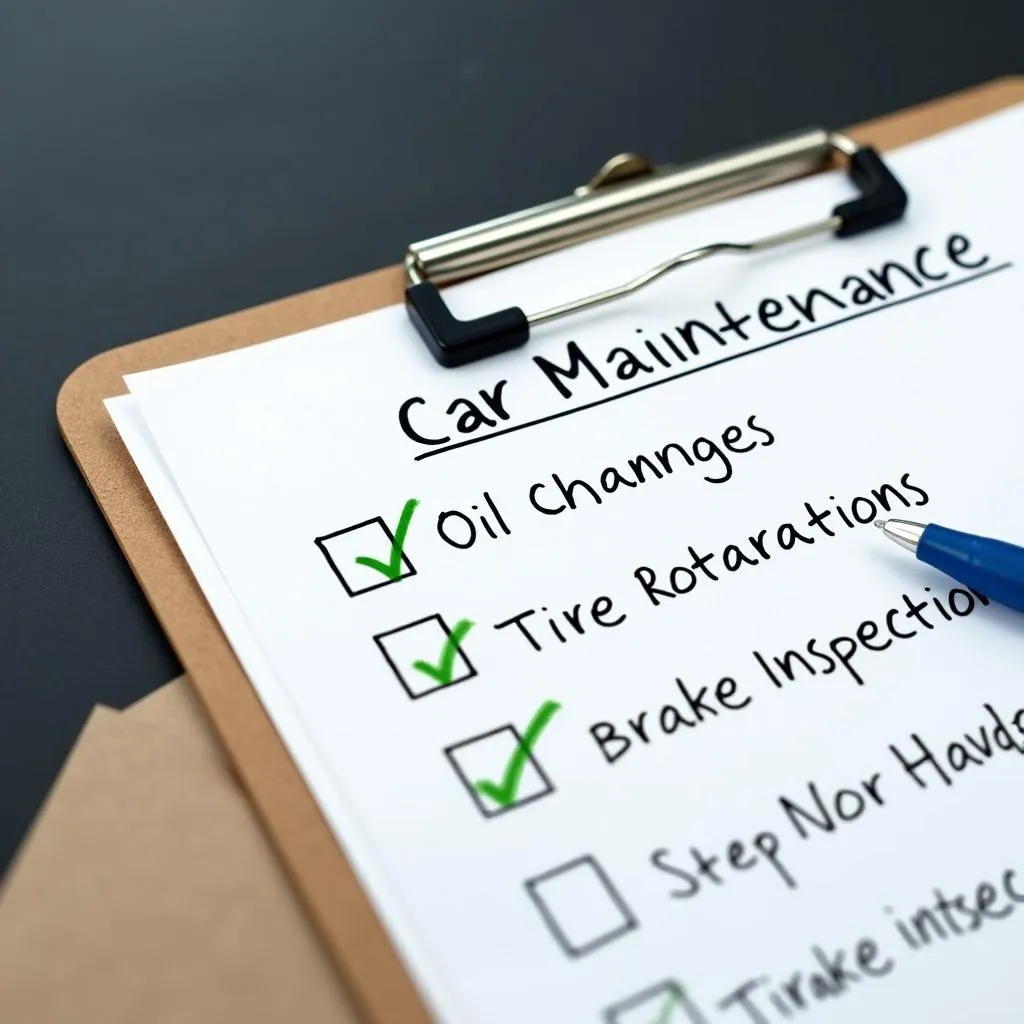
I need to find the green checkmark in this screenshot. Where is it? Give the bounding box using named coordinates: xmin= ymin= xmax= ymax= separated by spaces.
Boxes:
xmin=474 ymin=700 xmax=561 ymax=807
xmin=354 ymin=498 xmax=419 ymax=580
xmin=651 ymin=990 xmax=681 ymax=1024
xmin=412 ymin=618 xmax=475 ymax=685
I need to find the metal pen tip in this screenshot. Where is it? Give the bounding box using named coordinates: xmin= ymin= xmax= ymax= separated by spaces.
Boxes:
xmin=875 ymin=518 xmax=926 ymax=554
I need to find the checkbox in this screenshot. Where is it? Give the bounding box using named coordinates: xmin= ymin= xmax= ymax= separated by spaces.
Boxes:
xmin=524 ymin=854 xmax=638 ymax=959
xmin=603 ymin=980 xmax=708 ymax=1024
xmin=373 ymin=614 xmax=477 ymax=699
xmin=315 ymin=516 xmax=416 ymax=597
xmin=445 ymin=725 xmax=555 ymax=818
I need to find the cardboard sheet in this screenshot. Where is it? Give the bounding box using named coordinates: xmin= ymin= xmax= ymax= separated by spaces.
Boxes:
xmin=125 ymin=671 xmax=224 ymax=762
xmin=0 ymin=679 xmax=359 ymax=1023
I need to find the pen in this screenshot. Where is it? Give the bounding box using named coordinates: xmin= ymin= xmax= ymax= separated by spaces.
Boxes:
xmin=875 ymin=519 xmax=1024 ymax=614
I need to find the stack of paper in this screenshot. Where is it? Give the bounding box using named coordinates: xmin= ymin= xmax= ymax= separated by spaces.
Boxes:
xmin=58 ymin=106 xmax=1024 ymax=1021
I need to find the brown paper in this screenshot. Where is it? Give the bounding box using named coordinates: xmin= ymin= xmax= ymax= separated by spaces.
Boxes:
xmin=0 ymin=683 xmax=358 ymax=1024
xmin=122 ymin=673 xmax=224 ymax=763
xmin=54 ymin=78 xmax=1024 ymax=1024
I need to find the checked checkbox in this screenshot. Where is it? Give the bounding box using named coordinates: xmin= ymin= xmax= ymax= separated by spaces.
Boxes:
xmin=603 ymin=980 xmax=708 ymax=1024
xmin=374 ymin=614 xmax=477 ymax=699
xmin=315 ymin=499 xmax=418 ymax=597
xmin=445 ymin=701 xmax=560 ymax=818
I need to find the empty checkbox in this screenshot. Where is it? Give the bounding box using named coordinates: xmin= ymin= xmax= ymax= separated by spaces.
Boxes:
xmin=524 ymin=854 xmax=637 ymax=958
xmin=373 ymin=614 xmax=476 ymax=699
xmin=445 ymin=724 xmax=555 ymax=818
xmin=315 ymin=516 xmax=416 ymax=597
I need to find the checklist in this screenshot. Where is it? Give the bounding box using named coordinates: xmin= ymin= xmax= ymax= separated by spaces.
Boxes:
xmin=110 ymin=107 xmax=1024 ymax=1024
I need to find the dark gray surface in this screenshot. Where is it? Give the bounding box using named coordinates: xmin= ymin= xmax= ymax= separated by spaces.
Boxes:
xmin=0 ymin=0 xmax=1019 ymax=871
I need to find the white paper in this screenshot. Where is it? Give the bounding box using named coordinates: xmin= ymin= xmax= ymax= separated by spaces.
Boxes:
xmin=117 ymin=106 xmax=1024 ymax=1023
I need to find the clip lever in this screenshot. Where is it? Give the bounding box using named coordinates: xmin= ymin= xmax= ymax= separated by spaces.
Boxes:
xmin=405 ymin=130 xmax=907 ymax=367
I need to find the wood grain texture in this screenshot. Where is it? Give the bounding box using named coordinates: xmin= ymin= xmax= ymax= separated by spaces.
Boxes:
xmin=55 ymin=77 xmax=1024 ymax=1024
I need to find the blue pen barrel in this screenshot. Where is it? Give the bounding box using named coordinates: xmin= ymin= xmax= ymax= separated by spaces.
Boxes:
xmin=918 ymin=524 xmax=1024 ymax=614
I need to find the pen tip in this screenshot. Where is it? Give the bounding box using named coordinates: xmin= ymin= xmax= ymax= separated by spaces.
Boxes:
xmin=874 ymin=518 xmax=926 ymax=553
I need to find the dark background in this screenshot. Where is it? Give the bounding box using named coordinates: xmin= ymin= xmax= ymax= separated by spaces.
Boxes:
xmin=0 ymin=0 xmax=1019 ymax=872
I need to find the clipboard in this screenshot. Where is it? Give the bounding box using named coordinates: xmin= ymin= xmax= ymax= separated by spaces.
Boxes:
xmin=56 ymin=76 xmax=1024 ymax=1024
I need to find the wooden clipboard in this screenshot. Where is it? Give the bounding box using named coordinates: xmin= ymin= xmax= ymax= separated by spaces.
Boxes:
xmin=56 ymin=76 xmax=1024 ymax=1024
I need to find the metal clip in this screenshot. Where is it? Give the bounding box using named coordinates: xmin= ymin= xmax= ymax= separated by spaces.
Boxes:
xmin=405 ymin=129 xmax=907 ymax=367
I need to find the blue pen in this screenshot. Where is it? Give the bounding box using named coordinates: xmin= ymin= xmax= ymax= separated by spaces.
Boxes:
xmin=875 ymin=518 xmax=1024 ymax=614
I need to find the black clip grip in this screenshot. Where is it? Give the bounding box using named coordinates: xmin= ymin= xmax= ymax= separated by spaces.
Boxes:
xmin=832 ymin=147 xmax=908 ymax=237
xmin=405 ymin=282 xmax=529 ymax=368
